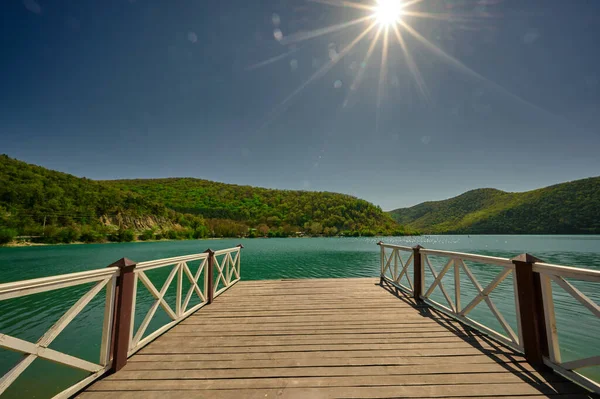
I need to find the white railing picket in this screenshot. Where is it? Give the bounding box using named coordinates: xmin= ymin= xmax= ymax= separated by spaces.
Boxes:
xmin=534 ymin=262 xmax=600 ymax=393
xmin=212 ymin=247 xmax=242 ymax=299
xmin=0 ymin=271 xmax=117 ymax=397
xmin=424 ymin=256 xmax=455 ymax=312
xmin=378 ymin=244 xmax=414 ymax=295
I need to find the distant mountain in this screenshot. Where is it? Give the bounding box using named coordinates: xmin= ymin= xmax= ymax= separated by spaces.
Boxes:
xmin=388 ymin=178 xmax=600 ymax=234
xmin=0 ymin=155 xmax=414 ymax=244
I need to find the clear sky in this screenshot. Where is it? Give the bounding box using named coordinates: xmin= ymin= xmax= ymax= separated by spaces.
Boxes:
xmin=1 ymin=0 xmax=599 ymax=210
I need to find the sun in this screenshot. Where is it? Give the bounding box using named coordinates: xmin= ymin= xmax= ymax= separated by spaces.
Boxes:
xmin=373 ymin=0 xmax=403 ymax=26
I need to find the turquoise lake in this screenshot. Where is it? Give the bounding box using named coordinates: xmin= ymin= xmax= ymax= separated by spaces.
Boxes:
xmin=1 ymin=235 xmax=599 ymax=397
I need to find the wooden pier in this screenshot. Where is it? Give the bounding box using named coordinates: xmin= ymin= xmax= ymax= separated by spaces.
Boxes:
xmin=1 ymin=244 xmax=599 ymax=398
xmin=78 ymin=278 xmax=592 ymax=398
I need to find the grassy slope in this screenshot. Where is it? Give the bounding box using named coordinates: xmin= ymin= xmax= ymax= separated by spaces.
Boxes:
xmin=389 ymin=177 xmax=600 ymax=234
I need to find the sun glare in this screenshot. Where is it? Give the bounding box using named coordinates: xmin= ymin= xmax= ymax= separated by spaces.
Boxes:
xmin=255 ymin=0 xmax=535 ymax=131
xmin=373 ymin=0 xmax=403 ymax=26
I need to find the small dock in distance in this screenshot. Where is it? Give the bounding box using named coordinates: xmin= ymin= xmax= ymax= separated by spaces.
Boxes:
xmin=79 ymin=278 xmax=591 ymax=398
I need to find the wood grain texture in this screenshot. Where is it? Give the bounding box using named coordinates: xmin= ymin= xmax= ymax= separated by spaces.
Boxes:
xmin=78 ymin=278 xmax=592 ymax=399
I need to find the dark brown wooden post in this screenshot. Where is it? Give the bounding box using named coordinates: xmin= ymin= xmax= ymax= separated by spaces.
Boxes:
xmin=512 ymin=253 xmax=548 ymax=367
xmin=412 ymin=245 xmax=424 ymax=301
xmin=204 ymin=249 xmax=215 ymax=304
xmin=108 ymin=257 xmax=136 ymax=373
xmin=376 ymin=241 xmax=384 ymax=285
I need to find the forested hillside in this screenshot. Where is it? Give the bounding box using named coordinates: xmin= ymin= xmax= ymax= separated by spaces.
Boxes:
xmin=0 ymin=155 xmax=412 ymax=244
xmin=106 ymin=178 xmax=406 ymax=237
xmin=389 ymin=178 xmax=600 ymax=234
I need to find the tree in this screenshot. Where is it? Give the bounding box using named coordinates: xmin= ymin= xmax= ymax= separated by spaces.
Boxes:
xmin=323 ymin=226 xmax=338 ymax=236
xmin=0 ymin=228 xmax=17 ymax=244
xmin=257 ymin=224 xmax=270 ymax=237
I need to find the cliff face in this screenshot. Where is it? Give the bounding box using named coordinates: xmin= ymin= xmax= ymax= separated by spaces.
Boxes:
xmin=99 ymin=215 xmax=177 ymax=231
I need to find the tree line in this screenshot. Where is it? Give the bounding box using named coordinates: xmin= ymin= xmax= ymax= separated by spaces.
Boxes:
xmin=0 ymin=155 xmax=417 ymax=244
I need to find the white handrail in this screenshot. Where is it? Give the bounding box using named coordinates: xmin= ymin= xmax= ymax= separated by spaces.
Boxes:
xmin=378 ymin=243 xmax=521 ymax=351
xmin=0 ymin=246 xmax=244 ymax=398
xmin=379 ymin=244 xmax=414 ymax=295
xmin=127 ymin=247 xmax=241 ymax=355
xmin=535 ymin=264 xmax=600 ymax=393
xmin=136 ymin=252 xmax=210 ymax=271
xmin=420 ymin=248 xmax=514 ymax=268
xmin=213 ymin=247 xmax=242 ymax=298
xmin=377 ymin=242 xmax=600 ymax=393
xmin=0 ymin=268 xmax=119 ymax=301
xmin=377 ymin=243 xmax=414 ymax=251
xmin=533 ymin=262 xmax=600 ymax=282
xmin=421 ymin=252 xmax=519 ymax=350
xmin=0 ymin=269 xmax=118 ymax=397
xmin=128 ymin=253 xmax=210 ymax=356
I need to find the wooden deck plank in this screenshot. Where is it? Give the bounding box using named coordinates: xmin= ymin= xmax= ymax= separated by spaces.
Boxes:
xmin=88 ymin=373 xmax=566 ymax=390
xmin=122 ymin=354 xmax=529 ymax=369
xmin=128 ymin=347 xmax=513 ymax=361
xmin=79 ymin=384 xmax=589 ymax=398
xmin=78 ymin=278 xmax=592 ymax=399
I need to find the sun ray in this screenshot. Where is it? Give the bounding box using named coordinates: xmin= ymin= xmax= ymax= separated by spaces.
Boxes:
xmin=391 ymin=23 xmax=428 ymax=100
xmin=281 ymin=15 xmax=374 ymax=45
xmin=252 ymin=0 xmax=553 ymax=131
xmin=400 ymin=0 xmax=425 ymax=9
xmin=402 ymin=11 xmax=466 ymax=22
xmin=375 ymin=25 xmax=390 ymax=131
xmin=343 ymin=25 xmax=383 ymax=108
xmin=260 ymin=22 xmax=379 ymax=129
xmin=377 ymin=25 xmax=390 ymax=109
xmin=403 ymin=11 xmax=497 ymax=22
xmin=245 ymin=47 xmax=301 ymax=71
xmin=308 ymin=0 xmax=375 ymax=12
xmin=398 ymin=19 xmax=549 ymax=114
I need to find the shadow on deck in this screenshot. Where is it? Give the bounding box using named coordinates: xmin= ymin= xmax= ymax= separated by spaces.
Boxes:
xmin=78 ymin=278 xmax=595 ymax=398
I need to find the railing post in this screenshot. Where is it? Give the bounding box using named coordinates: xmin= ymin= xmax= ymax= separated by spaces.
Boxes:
xmin=512 ymin=253 xmax=548 ymax=367
xmin=376 ymin=241 xmax=384 ymax=284
xmin=412 ymin=245 xmax=424 ymax=301
xmin=108 ymin=257 xmax=136 ymax=373
xmin=204 ymin=249 xmax=215 ymax=304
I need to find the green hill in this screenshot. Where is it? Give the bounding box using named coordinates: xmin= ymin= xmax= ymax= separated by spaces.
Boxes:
xmin=104 ymin=178 xmax=408 ymax=237
xmin=0 ymin=155 xmax=412 ymax=244
xmin=388 ymin=177 xmax=600 ymax=234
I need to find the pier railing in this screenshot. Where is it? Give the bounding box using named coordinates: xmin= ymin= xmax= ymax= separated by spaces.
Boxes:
xmin=0 ymin=268 xmax=119 ymax=398
xmin=0 ymin=245 xmax=242 ymax=398
xmin=378 ymin=242 xmax=600 ymax=394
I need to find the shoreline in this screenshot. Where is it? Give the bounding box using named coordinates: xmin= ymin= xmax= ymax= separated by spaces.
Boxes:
xmin=1 ymin=234 xmax=419 ymax=248
xmin=1 ymin=237 xmax=230 ymax=248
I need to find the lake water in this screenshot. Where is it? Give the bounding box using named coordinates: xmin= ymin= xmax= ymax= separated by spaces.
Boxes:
xmin=1 ymin=235 xmax=599 ymax=397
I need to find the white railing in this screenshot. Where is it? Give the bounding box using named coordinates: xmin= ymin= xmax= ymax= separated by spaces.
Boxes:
xmin=420 ymin=249 xmax=521 ymax=352
xmin=0 ymin=245 xmax=243 ymax=398
xmin=128 ymin=252 xmax=210 ymax=356
xmin=378 ymin=243 xmax=600 ymax=394
xmin=213 ymin=247 xmax=242 ymax=298
xmin=533 ymin=262 xmax=600 ymax=391
xmin=0 ymin=268 xmax=119 ymax=399
xmin=379 ymin=243 xmax=415 ymax=294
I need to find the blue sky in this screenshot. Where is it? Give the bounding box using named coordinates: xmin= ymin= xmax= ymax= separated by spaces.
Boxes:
xmin=1 ymin=0 xmax=599 ymax=210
